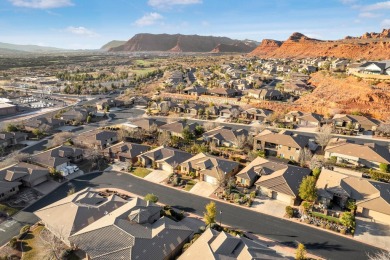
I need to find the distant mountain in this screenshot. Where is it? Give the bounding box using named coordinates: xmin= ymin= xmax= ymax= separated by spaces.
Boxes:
xmin=250 ymin=29 xmax=390 ymax=60
xmin=100 ymin=40 xmax=127 ymax=51
xmin=108 ymin=33 xmax=258 ymax=53
xmin=0 ymin=42 xmax=66 ymax=53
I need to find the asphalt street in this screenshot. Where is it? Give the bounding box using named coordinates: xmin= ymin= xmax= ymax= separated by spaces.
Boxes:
xmin=5 ymin=171 xmax=380 ymax=260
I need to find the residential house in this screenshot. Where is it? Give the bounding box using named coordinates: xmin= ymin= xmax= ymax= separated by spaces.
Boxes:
xmin=60 ymin=107 xmax=95 ymax=123
xmin=332 ymin=114 xmax=381 ymax=132
xmin=218 ymin=105 xmax=242 ymax=118
xmin=149 ymin=100 xmax=175 ymax=113
xmin=285 ymin=111 xmax=304 ymax=123
xmin=103 ymin=142 xmax=150 ymax=163
xmin=203 ymin=126 xmax=248 ymax=148
xmin=254 ymin=130 xmax=318 ymax=161
xmin=0 ymin=132 xmax=28 ymax=149
xmin=235 ymin=157 xmax=286 ymax=187
xmin=299 ymin=65 xmax=316 ymax=73
xmin=247 ymin=89 xmax=283 ymax=100
xmin=331 ymin=59 xmax=349 ymax=71
xmin=138 ymin=146 xmax=193 ymax=173
xmin=358 ymin=60 xmax=390 ymax=75
xmin=208 ymin=87 xmax=238 ymax=97
xmin=31 ymin=145 xmax=83 ymax=171
xmin=241 ymin=108 xmax=273 ymax=122
xmin=0 ymin=180 xmax=20 ymax=201
xmin=173 ymin=103 xmax=205 ymax=116
xmin=180 ymin=153 xmax=240 ymax=185
xmin=316 ymin=168 xmax=361 ymax=208
xmin=159 ymin=120 xmax=199 ymax=138
xmin=165 ymin=70 xmax=184 ymax=85
xmin=34 ymin=188 xmax=129 ymax=246
xmin=0 ymin=162 xmax=49 ymax=188
xmin=68 ymin=196 xmax=192 ymax=260
xmin=324 ymin=138 xmax=390 ymax=170
xmin=179 ymin=228 xmax=285 ymax=260
xmin=297 ymin=113 xmax=324 ymax=127
xmin=255 ymin=164 xmax=311 ymax=205
xmin=183 ymin=85 xmax=207 ymax=96
xmin=131 ymin=96 xmax=150 ymax=107
xmin=283 ymin=81 xmax=313 ymax=95
xmin=24 ymin=117 xmax=65 ymax=132
xmin=74 ymin=129 xmax=118 ymax=149
xmin=96 ymin=98 xmax=125 ymax=111
xmin=130 ymin=118 xmax=165 ymax=133
xmin=316 ymin=168 xmax=390 ymax=223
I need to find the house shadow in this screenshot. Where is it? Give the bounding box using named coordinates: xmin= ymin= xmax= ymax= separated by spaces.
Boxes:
xmin=171 ymin=205 xmax=196 ymax=213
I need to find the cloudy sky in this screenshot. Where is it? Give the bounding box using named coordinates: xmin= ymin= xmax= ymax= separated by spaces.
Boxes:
xmin=0 ymin=0 xmax=389 ymax=49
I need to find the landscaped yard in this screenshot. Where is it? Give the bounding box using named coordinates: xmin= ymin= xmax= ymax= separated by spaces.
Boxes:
xmin=311 ymin=211 xmax=341 ymax=224
xmin=132 ymin=168 xmax=152 ymax=178
xmin=21 ymin=225 xmax=46 ymax=260
xmin=0 ymin=203 xmax=19 ymax=216
xmin=184 ymin=180 xmax=196 ymax=191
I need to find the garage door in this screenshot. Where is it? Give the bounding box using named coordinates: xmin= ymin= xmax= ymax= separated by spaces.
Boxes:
xmin=204 ymin=175 xmax=217 ymax=185
xmin=272 ymin=191 xmax=291 ymax=204
xmin=161 ymin=163 xmax=173 ymax=173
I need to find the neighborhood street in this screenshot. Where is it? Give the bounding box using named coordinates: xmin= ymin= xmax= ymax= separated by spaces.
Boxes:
xmin=0 ymin=171 xmax=379 ymax=260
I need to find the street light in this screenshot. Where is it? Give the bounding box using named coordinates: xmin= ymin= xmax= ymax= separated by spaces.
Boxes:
xmin=219 ymin=210 xmax=223 ymax=227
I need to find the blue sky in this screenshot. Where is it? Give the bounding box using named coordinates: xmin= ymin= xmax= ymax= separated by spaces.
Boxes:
xmin=0 ymin=0 xmax=389 ymax=49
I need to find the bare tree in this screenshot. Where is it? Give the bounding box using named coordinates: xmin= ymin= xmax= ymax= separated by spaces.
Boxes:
xmin=117 ymin=128 xmax=129 ymax=142
xmin=215 ymin=167 xmax=227 ymax=189
xmin=148 ymin=123 xmax=158 ymax=135
xmin=236 ymin=134 xmax=248 ymax=150
xmin=231 ymin=108 xmax=241 ymax=119
xmin=378 ymin=122 xmax=390 ymax=136
xmin=84 ymin=148 xmax=104 ymax=171
xmin=315 ymin=124 xmax=333 ymax=151
xmin=157 ymin=131 xmax=171 ymax=146
xmin=49 ymin=132 xmax=74 ymax=147
xmin=299 ymin=147 xmax=313 ymax=167
xmin=40 ymin=227 xmax=67 ymax=260
xmin=204 ymin=122 xmax=217 ymax=131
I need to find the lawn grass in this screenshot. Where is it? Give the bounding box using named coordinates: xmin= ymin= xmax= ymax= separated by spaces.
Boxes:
xmin=184 ymin=180 xmax=196 ymax=191
xmin=311 ymin=211 xmax=342 ymax=224
xmin=0 ymin=203 xmax=19 ymax=216
xmin=132 ymin=168 xmax=152 ymax=178
xmin=21 ymin=225 xmax=45 ymax=260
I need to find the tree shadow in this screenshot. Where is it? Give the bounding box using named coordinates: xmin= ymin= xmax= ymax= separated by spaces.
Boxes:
xmin=20 ymin=241 xmax=32 ymax=252
xmin=172 ymin=205 xmax=196 ymax=213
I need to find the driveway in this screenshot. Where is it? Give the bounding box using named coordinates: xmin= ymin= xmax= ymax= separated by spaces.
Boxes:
xmin=354 ymin=217 xmax=390 ymax=251
xmin=189 ymin=182 xmax=217 ymax=197
xmin=144 ymin=170 xmax=171 ymax=183
xmin=252 ymin=195 xmax=288 ymax=218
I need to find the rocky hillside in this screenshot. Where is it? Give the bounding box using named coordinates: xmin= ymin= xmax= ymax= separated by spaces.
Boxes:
xmin=109 ymin=33 xmax=258 ymax=53
xmin=250 ymin=29 xmax=390 ymax=60
xmin=100 ymin=40 xmax=127 ymax=51
xmin=294 ymin=72 xmax=390 ymax=120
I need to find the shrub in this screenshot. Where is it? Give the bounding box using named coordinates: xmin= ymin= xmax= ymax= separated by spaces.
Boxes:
xmin=285 ymin=206 xmax=294 ymax=218
xmin=20 ymin=225 xmax=30 ymax=234
xmin=250 ymin=191 xmax=257 ymax=199
xmin=9 ymin=237 xmax=18 ymax=249
xmin=312 ymin=167 xmax=321 ymax=179
xmin=379 ymin=163 xmax=389 ymax=173
xmin=340 ymin=228 xmax=346 ymax=235
xmin=144 ymin=193 xmax=159 ymax=203
xmin=182 ymin=242 xmax=192 ymax=252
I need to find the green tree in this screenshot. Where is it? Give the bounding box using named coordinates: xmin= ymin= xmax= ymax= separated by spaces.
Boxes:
xmin=298 ymin=176 xmax=318 ymax=202
xmin=182 ymin=126 xmax=194 ymax=143
xmin=340 ymin=212 xmax=355 ymax=229
xmin=5 ymin=124 xmax=18 ymax=132
xmin=312 ymin=168 xmax=321 ymax=179
xmin=144 ymin=193 xmax=159 ymax=203
xmin=295 ymin=243 xmax=307 ymax=260
xmin=379 ymin=163 xmax=389 ymax=173
xmin=104 ymin=105 xmax=110 ymax=112
xmin=204 ymin=201 xmax=216 ymax=226
xmin=32 ymin=128 xmax=44 ymax=139
xmin=194 ymin=125 xmax=205 ymax=136
xmin=86 ymin=115 xmax=92 ymax=123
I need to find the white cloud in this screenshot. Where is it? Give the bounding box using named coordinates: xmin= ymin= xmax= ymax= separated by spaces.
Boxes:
xmin=65 ymin=26 xmax=98 ymax=37
xmin=148 ymin=0 xmax=202 ymax=8
xmin=358 ymin=12 xmax=380 ymax=18
xmin=362 ymin=1 xmax=390 ymax=11
xmin=134 ymin=12 xmax=163 ymax=26
xmin=8 ymin=0 xmax=73 ymax=9
xmin=381 ymin=19 xmax=390 ymax=27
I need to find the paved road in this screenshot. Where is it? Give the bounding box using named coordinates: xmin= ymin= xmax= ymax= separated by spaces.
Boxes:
xmin=2 ymin=171 xmax=379 ymax=260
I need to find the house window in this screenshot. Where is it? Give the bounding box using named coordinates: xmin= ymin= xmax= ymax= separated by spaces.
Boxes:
xmin=290 ymin=156 xmax=294 ymax=160
xmin=280 ymin=154 xmax=284 ymax=158
xmin=288 ymin=147 xmax=291 ymax=151
xmin=241 ymin=179 xmax=245 ymax=184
